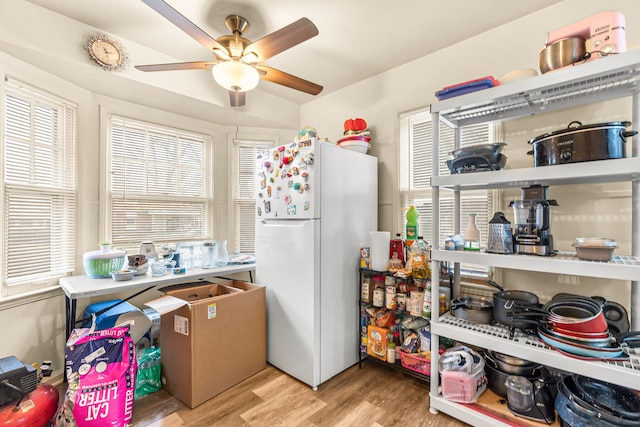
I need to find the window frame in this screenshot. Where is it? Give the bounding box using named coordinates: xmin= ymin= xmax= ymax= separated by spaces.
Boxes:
xmin=100 ymin=105 xmax=217 ymax=254
xmin=1 ymin=78 xmax=78 ymax=299
xmin=228 ymin=133 xmax=276 ymax=255
xmin=398 ymin=107 xmax=502 ymax=278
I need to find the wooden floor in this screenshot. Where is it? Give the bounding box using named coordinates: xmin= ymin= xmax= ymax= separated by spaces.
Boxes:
xmin=129 ymin=360 xmax=469 ymax=427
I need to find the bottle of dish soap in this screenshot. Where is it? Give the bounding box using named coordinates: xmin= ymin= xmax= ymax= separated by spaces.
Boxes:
xmin=406 ymin=206 xmax=419 ymax=242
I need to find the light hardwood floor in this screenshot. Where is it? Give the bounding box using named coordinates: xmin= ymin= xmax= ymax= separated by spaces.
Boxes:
xmin=128 ymin=360 xmax=468 ymax=427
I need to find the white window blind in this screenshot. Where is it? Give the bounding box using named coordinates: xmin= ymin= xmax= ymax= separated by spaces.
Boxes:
xmin=231 ymin=139 xmax=274 ymax=254
xmin=109 ymin=116 xmax=212 ymax=253
xmin=2 ymin=79 xmax=77 ymax=297
xmin=399 ymin=109 xmax=496 ymax=276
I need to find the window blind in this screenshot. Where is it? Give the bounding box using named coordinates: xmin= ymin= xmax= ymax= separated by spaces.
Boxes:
xmin=231 ymin=139 xmax=274 ymax=254
xmin=3 ymin=79 xmax=77 ymax=295
xmin=399 ymin=109 xmax=496 ymax=276
xmin=109 ymin=116 xmax=212 ymax=253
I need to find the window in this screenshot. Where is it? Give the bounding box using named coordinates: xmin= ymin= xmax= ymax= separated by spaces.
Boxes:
xmin=399 ymin=108 xmax=498 ymax=276
xmin=2 ymin=79 xmax=77 ymax=298
xmin=108 ymin=116 xmax=212 ymax=253
xmin=230 ymin=139 xmax=274 ymax=254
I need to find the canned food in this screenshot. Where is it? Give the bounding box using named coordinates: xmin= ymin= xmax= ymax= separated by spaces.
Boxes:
xmin=373 ymin=288 xmax=385 ymax=307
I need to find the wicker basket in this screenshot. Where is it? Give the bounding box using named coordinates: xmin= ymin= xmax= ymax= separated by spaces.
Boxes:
xmin=399 ymin=350 xmax=432 ymax=376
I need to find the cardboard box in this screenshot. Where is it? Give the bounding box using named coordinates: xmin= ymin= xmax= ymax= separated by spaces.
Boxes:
xmin=153 ymin=280 xmax=266 ymax=408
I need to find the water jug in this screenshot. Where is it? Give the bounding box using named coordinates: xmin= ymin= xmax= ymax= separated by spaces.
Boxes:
xmin=214 ymin=240 xmax=229 ymax=267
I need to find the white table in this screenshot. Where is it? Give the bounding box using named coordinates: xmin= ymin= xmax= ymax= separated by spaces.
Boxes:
xmin=59 ymin=264 xmax=255 ymax=339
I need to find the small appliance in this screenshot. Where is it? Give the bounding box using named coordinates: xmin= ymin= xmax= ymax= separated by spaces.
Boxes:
xmin=0 ymin=356 xmax=38 ymax=407
xmin=505 ymin=375 xmax=555 ymax=423
xmin=509 ymin=185 xmax=557 ymax=256
xmin=544 ymin=11 xmax=626 ymax=62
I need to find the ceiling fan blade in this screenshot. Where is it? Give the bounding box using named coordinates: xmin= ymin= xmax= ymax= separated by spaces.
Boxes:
xmin=141 ymin=0 xmax=228 ymax=54
xmin=135 ymin=61 xmax=217 ymax=72
xmin=229 ymin=91 xmax=246 ymax=107
xmin=256 ymin=66 xmax=323 ymax=95
xmin=243 ymin=18 xmax=318 ymax=62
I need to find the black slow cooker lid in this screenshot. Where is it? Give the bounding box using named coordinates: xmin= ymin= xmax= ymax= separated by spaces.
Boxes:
xmin=528 ymin=121 xmax=631 ymax=144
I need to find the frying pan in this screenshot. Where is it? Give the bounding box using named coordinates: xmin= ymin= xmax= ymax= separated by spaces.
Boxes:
xmin=557 ymin=376 xmax=640 ymax=426
xmin=538 ymin=327 xmax=624 ymax=358
xmin=553 ymin=293 xmax=630 ymax=333
xmin=573 ymin=375 xmax=640 ymax=421
xmin=487 ymin=280 xmax=540 ymax=330
xmin=538 ymin=325 xmax=616 ymax=347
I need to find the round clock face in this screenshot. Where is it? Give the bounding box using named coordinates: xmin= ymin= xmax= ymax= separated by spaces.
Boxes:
xmin=85 ymin=34 xmax=127 ymax=71
xmin=91 ymin=40 xmax=122 ymax=66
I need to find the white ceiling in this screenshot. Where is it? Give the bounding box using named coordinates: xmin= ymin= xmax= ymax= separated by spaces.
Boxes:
xmin=24 ymin=0 xmax=564 ymax=106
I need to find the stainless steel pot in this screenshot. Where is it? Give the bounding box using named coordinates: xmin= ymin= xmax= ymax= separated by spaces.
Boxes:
xmin=539 ymin=37 xmax=587 ymax=74
xmin=528 ymin=121 xmax=637 ymax=166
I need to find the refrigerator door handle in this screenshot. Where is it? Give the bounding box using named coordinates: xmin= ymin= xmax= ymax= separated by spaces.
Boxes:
xmin=261 ymin=219 xmax=316 ymax=228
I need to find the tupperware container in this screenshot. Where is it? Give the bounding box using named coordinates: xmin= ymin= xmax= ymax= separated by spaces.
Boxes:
xmin=83 ymin=243 xmax=126 ymax=278
xmin=572 ymin=237 xmax=617 ymax=261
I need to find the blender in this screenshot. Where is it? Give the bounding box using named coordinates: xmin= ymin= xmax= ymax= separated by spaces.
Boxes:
xmin=509 ymin=185 xmax=557 ymax=256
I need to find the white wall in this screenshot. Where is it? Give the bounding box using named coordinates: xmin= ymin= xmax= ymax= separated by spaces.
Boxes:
xmin=301 ymin=0 xmax=640 ymax=305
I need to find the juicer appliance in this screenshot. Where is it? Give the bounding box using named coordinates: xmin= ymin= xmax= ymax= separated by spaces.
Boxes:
xmin=509 ymin=185 xmax=557 ymax=256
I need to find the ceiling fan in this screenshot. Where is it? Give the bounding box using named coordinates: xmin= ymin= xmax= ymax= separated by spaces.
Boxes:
xmin=135 ymin=0 xmax=323 ymax=107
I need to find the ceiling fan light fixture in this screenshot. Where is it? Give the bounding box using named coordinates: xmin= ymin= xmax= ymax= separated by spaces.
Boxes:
xmin=241 ymin=51 xmax=259 ymax=64
xmin=212 ymin=61 xmax=259 ymax=92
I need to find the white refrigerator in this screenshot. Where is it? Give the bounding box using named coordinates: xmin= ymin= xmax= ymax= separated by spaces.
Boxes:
xmin=255 ymin=137 xmax=377 ymax=389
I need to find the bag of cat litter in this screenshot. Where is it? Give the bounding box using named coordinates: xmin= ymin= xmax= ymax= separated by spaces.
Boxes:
xmin=55 ymin=325 xmax=137 ymax=427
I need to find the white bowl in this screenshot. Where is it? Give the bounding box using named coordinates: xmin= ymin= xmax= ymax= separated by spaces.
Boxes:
xmin=338 ymin=140 xmax=371 ymax=154
xmin=111 ymin=269 xmax=135 ymax=281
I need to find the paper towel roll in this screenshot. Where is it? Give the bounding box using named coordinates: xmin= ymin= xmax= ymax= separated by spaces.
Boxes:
xmin=370 ymin=231 xmax=390 ymax=271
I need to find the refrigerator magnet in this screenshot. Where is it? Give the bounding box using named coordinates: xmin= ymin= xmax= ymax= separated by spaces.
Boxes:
xmin=287 ymin=205 xmax=297 ymax=215
xmin=304 ymin=201 xmax=310 ymax=210
xmin=264 ymin=201 xmax=271 ymax=213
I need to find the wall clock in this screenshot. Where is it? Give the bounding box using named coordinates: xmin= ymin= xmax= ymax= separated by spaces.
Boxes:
xmin=84 ymin=33 xmax=128 ymax=71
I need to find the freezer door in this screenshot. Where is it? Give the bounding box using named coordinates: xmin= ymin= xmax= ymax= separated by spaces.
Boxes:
xmin=255 ymin=219 xmax=320 ymax=387
xmin=255 ymin=139 xmax=318 ymax=219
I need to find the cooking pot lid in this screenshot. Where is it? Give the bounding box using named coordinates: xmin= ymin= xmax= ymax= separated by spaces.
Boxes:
xmin=528 ymin=121 xmax=631 ymax=144
xmin=449 ymin=142 xmax=506 ymax=158
xmin=452 ymin=296 xmax=493 ymax=311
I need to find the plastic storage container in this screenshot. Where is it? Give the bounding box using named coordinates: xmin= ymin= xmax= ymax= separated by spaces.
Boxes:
xmin=572 ymin=237 xmax=617 ymax=261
